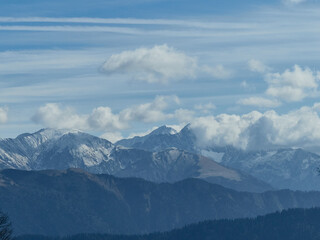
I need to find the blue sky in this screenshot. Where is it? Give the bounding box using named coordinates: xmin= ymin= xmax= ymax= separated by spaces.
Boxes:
xmin=0 ymin=0 xmax=279 ymax=18
xmin=1 ymin=0 xmax=320 ymax=151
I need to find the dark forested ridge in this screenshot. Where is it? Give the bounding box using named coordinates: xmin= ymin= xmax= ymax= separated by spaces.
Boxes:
xmin=1 ymin=169 xmax=320 ymax=236
xmin=15 ymin=208 xmax=320 ymax=240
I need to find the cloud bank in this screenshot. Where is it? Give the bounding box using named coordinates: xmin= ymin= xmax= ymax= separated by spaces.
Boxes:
xmin=265 ymin=65 xmax=319 ymax=102
xmin=191 ymin=104 xmax=320 ymax=151
xmin=238 ymin=64 xmax=320 ymax=108
xmin=248 ymin=59 xmax=270 ymax=73
xmin=32 ymin=97 xmax=320 ymax=153
xmin=32 ymin=95 xmax=180 ymax=132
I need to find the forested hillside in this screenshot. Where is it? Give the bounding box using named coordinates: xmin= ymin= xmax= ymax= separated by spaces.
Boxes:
xmin=15 ymin=208 xmax=320 ymax=240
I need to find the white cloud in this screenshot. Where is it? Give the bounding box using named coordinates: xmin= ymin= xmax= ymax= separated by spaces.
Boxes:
xmin=174 ymin=108 xmax=196 ymax=123
xmin=265 ymin=65 xmax=319 ymax=102
xmin=88 ymin=107 xmax=128 ymax=131
xmin=241 ymin=81 xmax=248 ymax=88
xmin=0 ymin=107 xmax=8 ymax=124
xmin=0 ymin=17 xmax=253 ymax=30
xmin=238 ymin=97 xmax=281 ymax=108
xmin=32 ymin=104 xmax=88 ymax=130
xmin=32 ymin=96 xmax=179 ymax=132
xmin=248 ymin=59 xmax=270 ymax=73
xmin=191 ymin=112 xmax=262 ymax=150
xmin=0 ymin=25 xmax=141 ymax=35
xmin=266 ymin=86 xmax=306 ymax=102
xmin=190 ymin=104 xmax=320 ymax=151
xmin=119 ymin=95 xmax=180 ymax=122
xmin=101 ymin=45 xmax=232 ymax=84
xmin=202 ymin=64 xmax=232 ymax=79
xmin=0 ymin=49 xmax=108 ymax=75
xmin=100 ymin=132 xmax=123 ymax=143
xmin=101 ymin=45 xmax=197 ymax=84
xmin=194 ymin=102 xmax=216 ymax=113
xmin=283 ymin=0 xmax=306 ymax=5
xmin=30 ymin=99 xmax=320 ymax=153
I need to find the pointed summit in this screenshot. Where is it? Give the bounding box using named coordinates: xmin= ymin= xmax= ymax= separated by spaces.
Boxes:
xmin=179 ymin=123 xmax=194 ymax=136
xmin=149 ymin=125 xmax=178 ymax=136
xmin=14 ymin=128 xmax=83 ymax=149
xmin=116 ymin=124 xmax=197 ymax=153
xmin=17 ymin=128 xmax=82 ymax=141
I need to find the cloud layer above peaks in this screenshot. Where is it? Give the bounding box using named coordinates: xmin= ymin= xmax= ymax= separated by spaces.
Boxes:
xmin=32 ymin=96 xmax=180 ymax=132
xmin=31 ymin=96 xmax=320 ymax=152
xmin=191 ymin=104 xmax=320 ymax=152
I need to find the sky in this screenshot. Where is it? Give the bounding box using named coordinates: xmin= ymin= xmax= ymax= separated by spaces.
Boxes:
xmin=1 ymin=0 xmax=320 ymax=151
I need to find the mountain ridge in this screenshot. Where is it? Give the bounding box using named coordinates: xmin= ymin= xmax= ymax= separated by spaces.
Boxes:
xmin=116 ymin=125 xmax=320 ymax=191
xmin=0 ymin=128 xmax=271 ymax=192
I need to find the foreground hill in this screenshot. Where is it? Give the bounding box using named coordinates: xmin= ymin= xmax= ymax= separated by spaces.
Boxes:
xmin=0 ymin=128 xmax=271 ymax=192
xmin=1 ymin=169 xmax=320 ymax=236
xmin=15 ymin=208 xmax=320 ymax=240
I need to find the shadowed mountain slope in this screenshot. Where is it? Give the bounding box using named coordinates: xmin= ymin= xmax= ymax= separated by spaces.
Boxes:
xmin=1 ymin=169 xmax=320 ymax=236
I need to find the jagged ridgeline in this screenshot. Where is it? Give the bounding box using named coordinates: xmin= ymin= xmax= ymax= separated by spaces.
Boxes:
xmin=2 ymin=126 xmax=320 ymax=192
xmin=0 ymin=128 xmax=272 ymax=193
xmin=14 ymin=208 xmax=320 ymax=240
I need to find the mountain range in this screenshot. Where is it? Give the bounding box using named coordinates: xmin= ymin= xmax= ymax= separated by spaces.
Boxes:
xmin=0 ymin=128 xmax=271 ymax=192
xmin=117 ymin=125 xmax=320 ymax=191
xmin=1 ymin=169 xmax=320 ymax=236
xmin=1 ymin=125 xmax=320 ymax=191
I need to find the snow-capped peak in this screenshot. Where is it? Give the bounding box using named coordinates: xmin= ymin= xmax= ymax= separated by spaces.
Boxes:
xmin=20 ymin=128 xmax=82 ymax=140
xmin=14 ymin=128 xmax=84 ymax=149
xmin=149 ymin=125 xmax=178 ymax=136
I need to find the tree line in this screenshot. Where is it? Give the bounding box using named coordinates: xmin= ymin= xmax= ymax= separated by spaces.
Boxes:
xmin=12 ymin=208 xmax=320 ymax=240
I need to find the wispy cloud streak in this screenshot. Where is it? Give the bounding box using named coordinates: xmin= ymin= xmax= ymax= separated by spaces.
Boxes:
xmin=0 ymin=17 xmax=254 ymax=29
